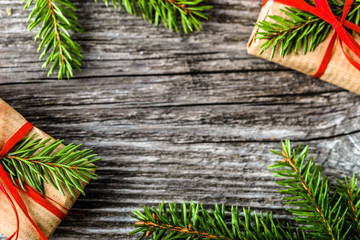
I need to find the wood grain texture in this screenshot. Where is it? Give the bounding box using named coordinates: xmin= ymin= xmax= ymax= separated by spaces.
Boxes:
xmin=1 ymin=0 xmax=360 ymax=239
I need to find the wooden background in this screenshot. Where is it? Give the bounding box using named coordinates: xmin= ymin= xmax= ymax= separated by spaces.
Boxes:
xmin=2 ymin=0 xmax=360 ymax=239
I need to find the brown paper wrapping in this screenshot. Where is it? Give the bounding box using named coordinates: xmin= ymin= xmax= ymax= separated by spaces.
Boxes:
xmin=0 ymin=98 xmax=89 ymax=240
xmin=247 ymin=1 xmax=360 ymax=95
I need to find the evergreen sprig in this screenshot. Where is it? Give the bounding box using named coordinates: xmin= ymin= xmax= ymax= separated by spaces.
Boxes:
xmin=99 ymin=0 xmax=213 ymax=33
xmin=255 ymin=0 xmax=360 ymax=59
xmin=130 ymin=140 xmax=360 ymax=239
xmin=21 ymin=0 xmax=212 ymax=79
xmin=130 ymin=201 xmax=307 ymax=240
xmin=335 ymin=173 xmax=360 ymax=239
xmin=270 ymin=141 xmax=348 ymax=239
xmin=1 ymin=135 xmax=100 ymax=196
xmin=23 ymin=0 xmax=84 ymax=79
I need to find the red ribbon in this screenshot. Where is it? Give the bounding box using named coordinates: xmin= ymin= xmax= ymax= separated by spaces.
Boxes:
xmin=0 ymin=122 xmax=69 ymax=240
xmin=262 ymin=0 xmax=360 ymax=78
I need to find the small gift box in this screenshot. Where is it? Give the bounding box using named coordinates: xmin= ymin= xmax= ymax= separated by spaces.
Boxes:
xmin=247 ymin=0 xmax=360 ymax=95
xmin=0 ymin=99 xmax=98 ymax=240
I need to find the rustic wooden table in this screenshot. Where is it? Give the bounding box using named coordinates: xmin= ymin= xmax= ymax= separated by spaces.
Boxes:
xmin=1 ymin=0 xmax=360 ymax=239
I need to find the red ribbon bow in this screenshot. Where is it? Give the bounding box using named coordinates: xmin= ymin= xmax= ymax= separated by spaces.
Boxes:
xmin=0 ymin=122 xmax=68 ymax=240
xmin=262 ymin=0 xmax=360 ymax=77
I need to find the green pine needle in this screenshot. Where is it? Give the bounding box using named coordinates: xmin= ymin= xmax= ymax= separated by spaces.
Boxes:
xmin=1 ymin=135 xmax=100 ymax=197
xmin=130 ymin=141 xmax=360 ymax=239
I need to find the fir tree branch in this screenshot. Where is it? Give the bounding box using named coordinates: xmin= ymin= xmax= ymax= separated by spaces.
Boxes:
xmin=1 ymin=135 xmax=100 ymax=196
xmin=336 ymin=173 xmax=360 ymax=239
xmin=130 ymin=201 xmax=306 ymax=240
xmin=274 ymin=148 xmax=334 ymax=238
xmin=130 ymin=141 xmax=360 ymax=239
xmin=98 ymin=0 xmax=213 ymax=33
xmin=269 ymin=141 xmax=348 ymax=239
xmin=255 ymin=7 xmax=331 ymax=59
xmin=255 ymin=1 xmax=360 ymax=59
xmin=23 ymin=0 xmax=83 ymax=79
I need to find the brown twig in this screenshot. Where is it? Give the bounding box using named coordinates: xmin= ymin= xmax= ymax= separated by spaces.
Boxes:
xmin=48 ymin=0 xmax=65 ymax=64
xmin=165 ymin=0 xmax=193 ymax=14
xmin=269 ymin=18 xmax=322 ymax=38
xmin=135 ymin=213 xmax=232 ymax=240
xmin=6 ymin=155 xmax=79 ymax=171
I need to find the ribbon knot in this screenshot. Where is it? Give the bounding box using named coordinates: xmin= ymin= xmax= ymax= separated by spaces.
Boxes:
xmin=333 ymin=21 xmax=343 ymax=31
xmin=262 ymin=0 xmax=360 ymax=78
xmin=0 ymin=122 xmax=68 ymax=240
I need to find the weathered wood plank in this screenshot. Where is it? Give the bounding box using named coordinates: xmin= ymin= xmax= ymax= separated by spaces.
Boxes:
xmin=1 ymin=0 xmax=360 ymax=239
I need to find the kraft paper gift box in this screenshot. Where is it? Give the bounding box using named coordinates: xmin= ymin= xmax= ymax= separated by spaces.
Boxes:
xmin=0 ymin=98 xmax=91 ymax=240
xmin=247 ymin=1 xmax=360 ymax=95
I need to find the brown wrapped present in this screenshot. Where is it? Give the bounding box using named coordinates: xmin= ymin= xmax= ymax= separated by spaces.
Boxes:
xmin=0 ymin=98 xmax=96 ymax=240
xmin=247 ymin=1 xmax=360 ymax=95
